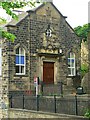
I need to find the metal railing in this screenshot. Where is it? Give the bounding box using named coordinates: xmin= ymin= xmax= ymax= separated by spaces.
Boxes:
xmin=9 ymin=94 xmax=88 ymax=116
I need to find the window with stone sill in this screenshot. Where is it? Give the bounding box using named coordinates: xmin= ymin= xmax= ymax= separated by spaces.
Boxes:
xmin=0 ymin=48 xmax=2 ymax=76
xmin=15 ymin=47 xmax=25 ymax=75
xmin=68 ymin=52 xmax=76 ymax=76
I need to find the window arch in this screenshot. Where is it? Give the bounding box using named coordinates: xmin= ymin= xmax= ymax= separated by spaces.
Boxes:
xmin=68 ymin=52 xmax=76 ymax=76
xmin=15 ymin=47 xmax=25 ymax=75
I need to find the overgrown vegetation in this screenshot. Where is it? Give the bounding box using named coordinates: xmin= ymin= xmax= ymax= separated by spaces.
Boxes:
xmin=80 ymin=64 xmax=89 ymax=77
xmin=74 ymin=23 xmax=90 ymax=42
xmin=84 ymin=109 xmax=90 ymax=118
xmin=0 ymin=18 xmax=7 ymax=25
xmin=0 ymin=1 xmax=39 ymax=41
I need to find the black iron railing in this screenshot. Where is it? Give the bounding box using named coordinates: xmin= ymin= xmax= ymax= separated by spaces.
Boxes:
xmin=9 ymin=94 xmax=88 ymax=116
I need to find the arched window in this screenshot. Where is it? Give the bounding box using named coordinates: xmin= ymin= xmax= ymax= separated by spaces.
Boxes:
xmin=68 ymin=52 xmax=76 ymax=76
xmin=15 ymin=47 xmax=25 ymax=75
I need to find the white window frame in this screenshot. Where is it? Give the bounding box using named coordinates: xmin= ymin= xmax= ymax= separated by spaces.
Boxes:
xmin=68 ymin=52 xmax=76 ymax=76
xmin=0 ymin=48 xmax=2 ymax=76
xmin=16 ymin=47 xmax=25 ymax=75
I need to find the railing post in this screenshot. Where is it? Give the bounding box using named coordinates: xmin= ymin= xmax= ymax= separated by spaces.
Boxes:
xmin=75 ymin=95 xmax=78 ymax=115
xmin=10 ymin=95 xmax=12 ymax=108
xmin=61 ymin=82 xmax=63 ymax=97
xmin=54 ymin=95 xmax=57 ymax=113
xmin=41 ymin=81 xmax=43 ymax=95
xmin=22 ymin=95 xmax=25 ymax=109
xmin=36 ymin=95 xmax=39 ymax=111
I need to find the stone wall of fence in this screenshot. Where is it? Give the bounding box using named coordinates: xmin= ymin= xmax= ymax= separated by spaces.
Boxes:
xmin=9 ymin=95 xmax=89 ymax=116
xmin=8 ymin=108 xmax=88 ymax=119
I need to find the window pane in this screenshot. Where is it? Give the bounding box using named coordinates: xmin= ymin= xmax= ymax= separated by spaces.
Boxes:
xmin=71 ymin=59 xmax=74 ymax=63
xmin=16 ymin=66 xmax=19 ymax=73
xmin=68 ymin=59 xmax=70 ymax=67
xmin=21 ymin=56 xmax=24 ymax=64
xmin=70 ymin=59 xmax=75 ymax=67
xmin=70 ymin=53 xmax=75 ymax=58
xmin=18 ymin=56 xmax=24 ymax=64
xmin=16 ymin=48 xmax=19 ymax=54
xmin=68 ymin=68 xmax=71 ymax=75
xmin=16 ymin=56 xmax=24 ymax=64
xmin=68 ymin=59 xmax=70 ymax=62
xmin=20 ymin=48 xmax=24 ymax=55
xmin=72 ymin=68 xmax=75 ymax=76
xmin=71 ymin=62 xmax=74 ymax=67
xmin=16 ymin=56 xmax=19 ymax=64
xmin=21 ymin=66 xmax=24 ymax=73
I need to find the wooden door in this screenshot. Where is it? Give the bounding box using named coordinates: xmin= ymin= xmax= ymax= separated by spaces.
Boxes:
xmin=43 ymin=62 xmax=54 ymax=84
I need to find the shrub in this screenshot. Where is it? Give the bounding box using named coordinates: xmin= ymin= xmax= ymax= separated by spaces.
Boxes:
xmin=84 ymin=109 xmax=90 ymax=118
xmin=81 ymin=64 xmax=89 ymax=77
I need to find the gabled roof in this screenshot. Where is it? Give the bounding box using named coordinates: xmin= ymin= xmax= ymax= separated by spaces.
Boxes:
xmin=6 ymin=12 xmax=28 ymax=27
xmin=27 ymin=2 xmax=65 ymax=18
xmin=5 ymin=2 xmax=78 ymax=38
xmin=6 ymin=2 xmax=65 ymax=27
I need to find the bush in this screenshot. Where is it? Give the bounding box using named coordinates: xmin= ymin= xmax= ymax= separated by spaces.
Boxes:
xmin=84 ymin=109 xmax=90 ymax=118
xmin=81 ymin=64 xmax=89 ymax=77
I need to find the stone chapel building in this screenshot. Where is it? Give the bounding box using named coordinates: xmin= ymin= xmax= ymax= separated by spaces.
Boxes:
xmin=1 ymin=2 xmax=81 ymax=95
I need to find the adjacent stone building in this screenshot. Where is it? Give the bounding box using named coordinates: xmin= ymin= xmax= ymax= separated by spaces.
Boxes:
xmin=1 ymin=2 xmax=81 ymax=96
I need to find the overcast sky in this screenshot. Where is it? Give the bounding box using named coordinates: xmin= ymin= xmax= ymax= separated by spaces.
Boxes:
xmin=0 ymin=0 xmax=89 ymax=28
xmin=53 ymin=0 xmax=89 ymax=28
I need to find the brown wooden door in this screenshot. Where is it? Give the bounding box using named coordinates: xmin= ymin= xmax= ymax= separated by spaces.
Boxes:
xmin=43 ymin=62 xmax=54 ymax=84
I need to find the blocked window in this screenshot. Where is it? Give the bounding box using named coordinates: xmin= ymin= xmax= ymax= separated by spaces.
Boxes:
xmin=68 ymin=52 xmax=76 ymax=76
xmin=15 ymin=47 xmax=25 ymax=75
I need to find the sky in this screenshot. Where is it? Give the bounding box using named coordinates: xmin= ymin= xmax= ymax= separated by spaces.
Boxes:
xmin=0 ymin=0 xmax=89 ymax=28
xmin=53 ymin=0 xmax=89 ymax=28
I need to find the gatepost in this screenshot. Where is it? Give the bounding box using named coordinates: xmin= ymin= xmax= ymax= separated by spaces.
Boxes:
xmin=34 ymin=76 xmax=39 ymax=96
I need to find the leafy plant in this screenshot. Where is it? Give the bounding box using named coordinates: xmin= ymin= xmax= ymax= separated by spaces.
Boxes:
xmin=0 ymin=1 xmax=35 ymax=19
xmin=74 ymin=23 xmax=90 ymax=42
xmin=0 ymin=1 xmax=39 ymax=41
xmin=0 ymin=27 xmax=16 ymax=42
xmin=80 ymin=64 xmax=89 ymax=77
xmin=0 ymin=18 xmax=7 ymax=25
xmin=84 ymin=109 xmax=90 ymax=118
